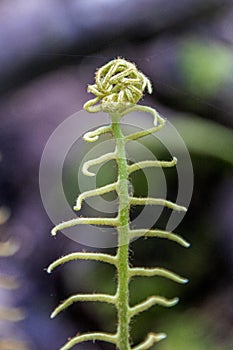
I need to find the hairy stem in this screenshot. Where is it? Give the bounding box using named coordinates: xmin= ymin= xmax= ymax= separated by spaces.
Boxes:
xmin=111 ymin=113 xmax=131 ymax=350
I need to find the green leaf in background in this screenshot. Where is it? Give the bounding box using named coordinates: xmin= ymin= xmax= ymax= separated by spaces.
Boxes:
xmin=157 ymin=311 xmax=218 ymax=350
xmin=180 ymin=40 xmax=233 ymax=98
xmin=171 ymin=116 xmax=233 ymax=165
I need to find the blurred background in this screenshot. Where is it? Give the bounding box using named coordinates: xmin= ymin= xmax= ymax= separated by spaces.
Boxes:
xmin=0 ymin=0 xmax=232 ymax=349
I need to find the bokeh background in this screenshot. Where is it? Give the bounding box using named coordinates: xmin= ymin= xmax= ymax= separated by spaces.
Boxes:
xmin=0 ymin=1 xmax=232 ymax=349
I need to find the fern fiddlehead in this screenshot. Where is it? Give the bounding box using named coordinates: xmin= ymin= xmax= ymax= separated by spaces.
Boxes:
xmin=48 ymin=58 xmax=190 ymax=350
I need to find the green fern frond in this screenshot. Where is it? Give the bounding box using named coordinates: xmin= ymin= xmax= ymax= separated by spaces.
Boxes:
xmin=48 ymin=58 xmax=190 ymax=349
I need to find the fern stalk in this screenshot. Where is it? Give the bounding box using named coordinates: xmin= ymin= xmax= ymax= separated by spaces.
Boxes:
xmin=112 ymin=112 xmax=131 ymax=349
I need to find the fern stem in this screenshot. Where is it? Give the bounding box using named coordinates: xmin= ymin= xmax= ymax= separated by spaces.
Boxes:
xmin=111 ymin=113 xmax=131 ymax=350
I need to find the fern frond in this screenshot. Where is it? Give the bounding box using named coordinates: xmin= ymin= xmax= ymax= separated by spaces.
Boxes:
xmin=122 ymin=105 xmax=164 ymax=142
xmin=127 ymin=157 xmax=177 ymax=174
xmin=49 ymin=58 xmax=190 ymax=350
xmin=130 ymin=197 xmax=187 ymax=212
xmin=60 ymin=332 xmax=117 ymax=350
xmin=129 ymin=267 xmax=188 ymax=284
xmin=47 ymin=252 xmax=117 ymax=273
xmin=51 ymin=293 xmax=117 ymax=319
xmin=83 ymin=125 xmax=112 ymax=142
xmin=82 ymin=152 xmax=116 ymax=176
xmin=132 ymin=333 xmax=167 ymax=350
xmin=129 ymin=296 xmax=178 ymax=318
xmin=51 ymin=217 xmax=119 ymax=236
xmin=74 ymin=182 xmax=117 ymax=211
xmin=129 ymin=229 xmax=190 ymax=248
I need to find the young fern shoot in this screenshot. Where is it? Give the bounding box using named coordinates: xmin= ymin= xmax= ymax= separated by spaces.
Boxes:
xmin=48 ymin=58 xmax=190 ymax=350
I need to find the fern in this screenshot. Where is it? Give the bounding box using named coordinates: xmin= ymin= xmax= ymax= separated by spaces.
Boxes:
xmin=48 ymin=58 xmax=190 ymax=350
